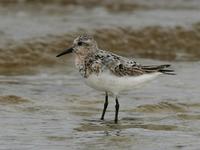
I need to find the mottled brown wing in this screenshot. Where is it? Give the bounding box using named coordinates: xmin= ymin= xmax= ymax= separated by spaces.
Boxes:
xmin=101 ymin=54 xmax=144 ymax=76
xmin=97 ymin=50 xmax=175 ymax=76
xmin=107 ymin=58 xmax=174 ymax=77
xmin=109 ymin=63 xmax=145 ymax=77
xmin=99 ymin=52 xmax=145 ymax=77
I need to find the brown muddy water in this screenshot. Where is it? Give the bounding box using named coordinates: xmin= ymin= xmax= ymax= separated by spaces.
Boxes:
xmin=1 ymin=1 xmax=200 ymax=150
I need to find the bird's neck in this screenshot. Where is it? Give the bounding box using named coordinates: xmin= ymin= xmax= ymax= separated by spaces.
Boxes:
xmin=74 ymin=54 xmax=85 ymax=68
xmin=74 ymin=49 xmax=99 ymax=78
xmin=74 ymin=50 xmax=95 ymax=68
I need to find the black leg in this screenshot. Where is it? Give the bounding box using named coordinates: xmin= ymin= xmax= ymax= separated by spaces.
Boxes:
xmin=115 ymin=96 xmax=119 ymax=123
xmin=101 ymin=92 xmax=108 ymax=120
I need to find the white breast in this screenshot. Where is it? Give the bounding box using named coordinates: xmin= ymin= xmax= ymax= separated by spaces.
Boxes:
xmin=84 ymin=72 xmax=162 ymax=95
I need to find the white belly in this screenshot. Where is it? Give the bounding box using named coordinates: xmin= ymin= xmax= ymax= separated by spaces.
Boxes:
xmin=84 ymin=72 xmax=161 ymax=95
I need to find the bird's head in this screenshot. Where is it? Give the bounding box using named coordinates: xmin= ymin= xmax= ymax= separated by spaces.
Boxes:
xmin=56 ymin=34 xmax=98 ymax=57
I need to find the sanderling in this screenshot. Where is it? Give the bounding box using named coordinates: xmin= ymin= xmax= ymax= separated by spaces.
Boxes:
xmin=56 ymin=34 xmax=175 ymax=123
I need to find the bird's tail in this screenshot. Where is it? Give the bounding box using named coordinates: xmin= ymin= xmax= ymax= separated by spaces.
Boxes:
xmin=141 ymin=64 xmax=175 ymax=75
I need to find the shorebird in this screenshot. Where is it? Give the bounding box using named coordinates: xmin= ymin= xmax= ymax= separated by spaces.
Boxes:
xmin=56 ymin=34 xmax=174 ymax=123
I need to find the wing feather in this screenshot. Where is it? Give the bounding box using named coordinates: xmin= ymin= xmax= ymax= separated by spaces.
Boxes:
xmin=85 ymin=50 xmax=175 ymax=77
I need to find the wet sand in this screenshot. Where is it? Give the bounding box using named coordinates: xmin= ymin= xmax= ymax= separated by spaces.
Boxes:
xmin=0 ymin=1 xmax=200 ymax=150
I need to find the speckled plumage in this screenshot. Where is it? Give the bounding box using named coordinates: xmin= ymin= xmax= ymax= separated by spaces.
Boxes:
xmin=56 ymin=34 xmax=175 ymax=123
xmin=73 ymin=36 xmax=174 ymax=79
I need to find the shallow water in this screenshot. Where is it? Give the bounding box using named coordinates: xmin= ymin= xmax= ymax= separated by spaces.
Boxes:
xmin=1 ymin=1 xmax=200 ymax=150
xmin=0 ymin=59 xmax=200 ymax=150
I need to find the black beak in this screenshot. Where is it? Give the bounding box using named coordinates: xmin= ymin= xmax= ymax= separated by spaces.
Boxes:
xmin=56 ymin=47 xmax=74 ymax=57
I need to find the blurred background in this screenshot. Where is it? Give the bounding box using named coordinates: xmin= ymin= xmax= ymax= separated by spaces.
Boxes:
xmin=0 ymin=0 xmax=200 ymax=150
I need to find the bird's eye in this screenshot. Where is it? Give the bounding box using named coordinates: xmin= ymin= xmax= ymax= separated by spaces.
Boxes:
xmin=77 ymin=42 xmax=83 ymax=46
